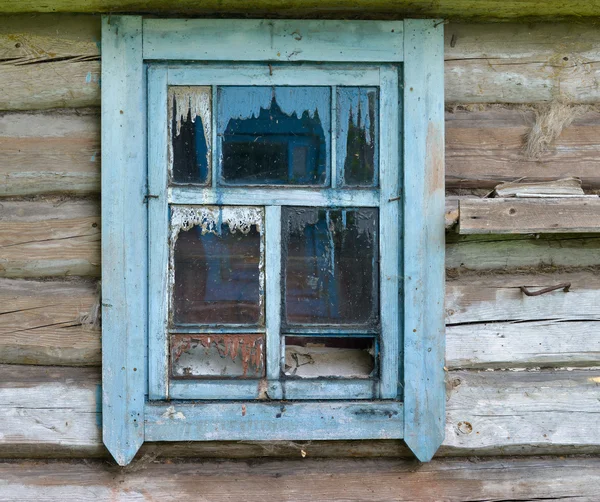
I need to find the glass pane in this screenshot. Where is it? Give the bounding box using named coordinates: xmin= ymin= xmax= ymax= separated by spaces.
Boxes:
xmin=218 ymin=86 xmax=330 ymax=185
xmin=337 ymin=87 xmax=378 ymax=186
xmin=171 ymin=334 xmax=264 ymax=378
xmin=284 ymin=336 xmax=375 ymax=378
xmin=283 ymin=207 xmax=379 ymax=326
xmin=169 ymin=86 xmax=211 ymax=185
xmin=171 ymin=206 xmax=263 ymax=325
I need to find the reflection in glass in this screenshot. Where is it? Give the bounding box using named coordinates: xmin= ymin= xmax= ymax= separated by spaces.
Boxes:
xmin=218 ymin=86 xmax=330 ymax=185
xmin=171 ymin=334 xmax=265 ymax=378
xmin=283 ymin=207 xmax=379 ymax=326
xmin=337 ymin=87 xmax=378 ymax=186
xmin=284 ymin=336 xmax=375 ymax=378
xmin=169 ymin=86 xmax=211 ymax=185
xmin=172 ymin=207 xmax=263 ymax=325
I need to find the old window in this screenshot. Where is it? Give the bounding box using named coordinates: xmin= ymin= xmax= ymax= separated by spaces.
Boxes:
xmin=102 ymin=17 xmax=445 ymax=466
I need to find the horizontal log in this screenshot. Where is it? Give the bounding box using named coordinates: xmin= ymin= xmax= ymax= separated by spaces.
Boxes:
xmin=5 ymin=106 xmax=600 ymax=196
xmin=446 ymin=233 xmax=600 ymax=270
xmin=0 ymin=457 xmax=598 ymax=501
xmin=0 ymin=278 xmax=100 ymax=366
xmin=0 ymin=200 xmax=100 ymax=278
xmin=446 ymin=271 xmax=600 ymax=369
xmin=0 ymin=111 xmax=100 ymax=196
xmin=458 ymin=197 xmax=600 ymax=234
xmin=0 ymin=1 xmax=598 ymax=19
xmin=3 ymin=20 xmax=600 ymax=110
xmin=446 ymin=107 xmax=600 ymax=190
xmin=1 ymin=364 xmax=599 ymax=458
xmin=3 ymin=271 xmax=599 ymax=369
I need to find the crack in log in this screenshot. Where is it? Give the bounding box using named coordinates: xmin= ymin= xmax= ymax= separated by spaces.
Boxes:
xmin=0 ymin=232 xmax=99 ymax=249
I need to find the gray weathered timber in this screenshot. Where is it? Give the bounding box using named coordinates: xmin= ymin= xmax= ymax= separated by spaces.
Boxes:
xmin=459 ymin=198 xmax=600 ymax=234
xmin=3 ymin=271 xmax=598 ymax=369
xmin=0 ymin=278 xmax=100 ymax=366
xmin=0 ymin=457 xmax=599 ymax=501
xmin=446 ymin=107 xmax=600 ymax=189
xmin=0 ymin=111 xmax=100 ymax=196
xmin=446 ymin=233 xmax=600 ymax=270
xmin=2 ymin=364 xmax=600 ymax=458
xmin=0 ymin=200 xmax=100 ymax=278
xmin=6 ymin=19 xmax=600 ymax=111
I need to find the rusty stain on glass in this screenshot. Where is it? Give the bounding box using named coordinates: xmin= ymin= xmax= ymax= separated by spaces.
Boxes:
xmin=337 ymin=87 xmax=378 ymax=186
xmin=171 ymin=334 xmax=265 ymax=378
xmin=218 ymin=86 xmax=330 ymax=185
xmin=168 ymin=86 xmax=212 ymax=185
xmin=284 ymin=336 xmax=376 ymax=378
xmin=170 ymin=206 xmax=264 ymax=326
xmin=283 ymin=207 xmax=379 ymax=326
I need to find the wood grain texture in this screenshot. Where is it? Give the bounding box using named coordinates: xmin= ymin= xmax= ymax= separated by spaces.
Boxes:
xmin=0 ymin=199 xmax=100 ymax=278
xmin=2 ymin=364 xmax=599 ymax=458
xmin=446 ymin=271 xmax=600 ymax=369
xmin=0 ymin=111 xmax=100 ymax=196
xmin=0 ymin=0 xmax=599 ymax=19
xmin=101 ymin=14 xmax=146 ymax=467
xmin=446 ymin=107 xmax=600 ymax=189
xmin=0 ymin=457 xmax=599 ymax=501
xmin=0 ymin=278 xmax=100 ymax=366
xmin=459 ymin=197 xmax=600 ymax=234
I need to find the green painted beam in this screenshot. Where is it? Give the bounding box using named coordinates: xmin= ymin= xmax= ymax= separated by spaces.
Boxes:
xmin=0 ymin=0 xmax=599 ymax=20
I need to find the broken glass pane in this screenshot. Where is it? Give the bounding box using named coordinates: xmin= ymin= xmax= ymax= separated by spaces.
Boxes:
xmin=283 ymin=207 xmax=379 ymax=326
xmin=218 ymin=86 xmax=330 ymax=185
xmin=171 ymin=334 xmax=265 ymax=378
xmin=171 ymin=206 xmax=263 ymax=325
xmin=337 ymin=87 xmax=378 ymax=186
xmin=169 ymin=86 xmax=211 ymax=185
xmin=284 ymin=336 xmax=376 ymax=378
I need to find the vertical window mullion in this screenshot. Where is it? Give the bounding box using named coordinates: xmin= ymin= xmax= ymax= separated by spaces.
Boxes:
xmin=330 ymin=85 xmax=338 ymax=188
xmin=265 ymin=205 xmax=283 ymax=397
xmin=378 ymin=65 xmax=400 ymax=399
xmin=211 ymin=85 xmax=218 ymax=187
xmin=147 ymin=66 xmax=170 ymax=399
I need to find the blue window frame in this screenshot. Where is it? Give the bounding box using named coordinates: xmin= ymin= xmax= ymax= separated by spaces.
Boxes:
xmin=102 ymin=17 xmax=445 ymax=466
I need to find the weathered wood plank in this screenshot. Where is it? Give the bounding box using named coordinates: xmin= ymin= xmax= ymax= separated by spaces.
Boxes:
xmin=0 ymin=457 xmax=599 ymax=501
xmin=446 ymin=233 xmax=600 ymax=270
xmin=446 ymin=271 xmax=600 ymax=369
xmin=0 ymin=200 xmax=100 ymax=277
xmin=0 ymin=111 xmax=100 ymax=196
xmin=446 ymin=107 xmax=600 ymax=189
xmin=0 ymin=278 xmax=100 ymax=366
xmin=0 ymin=1 xmax=599 ymax=19
xmin=459 ymin=198 xmax=600 ymax=234
xmin=1 ymin=364 xmax=599 ymax=458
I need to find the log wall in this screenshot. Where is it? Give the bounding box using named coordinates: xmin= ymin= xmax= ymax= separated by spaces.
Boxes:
xmin=0 ymin=14 xmax=599 ymax=500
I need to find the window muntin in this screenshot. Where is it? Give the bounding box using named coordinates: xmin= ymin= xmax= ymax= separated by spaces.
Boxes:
xmin=150 ymin=66 xmax=398 ymax=401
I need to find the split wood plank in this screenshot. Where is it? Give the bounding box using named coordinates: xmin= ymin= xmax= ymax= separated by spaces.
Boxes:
xmin=0 ymin=457 xmax=599 ymax=501
xmin=0 ymin=0 xmax=599 ymax=19
xmin=0 ymin=278 xmax=100 ymax=366
xmin=2 ymin=271 xmax=598 ymax=369
xmin=1 ymin=364 xmax=599 ymax=458
xmin=446 ymin=107 xmax=600 ymax=190
xmin=459 ymin=197 xmax=600 ymax=234
xmin=0 ymin=200 xmax=100 ymax=278
xmin=0 ymin=111 xmax=100 ymax=196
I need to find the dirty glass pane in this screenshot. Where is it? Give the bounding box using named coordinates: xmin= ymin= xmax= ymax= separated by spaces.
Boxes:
xmin=337 ymin=87 xmax=378 ymax=186
xmin=218 ymin=86 xmax=330 ymax=185
xmin=172 ymin=206 xmax=263 ymax=325
xmin=169 ymin=86 xmax=211 ymax=185
xmin=171 ymin=334 xmax=265 ymax=378
xmin=284 ymin=336 xmax=375 ymax=378
xmin=283 ymin=207 xmax=378 ymax=326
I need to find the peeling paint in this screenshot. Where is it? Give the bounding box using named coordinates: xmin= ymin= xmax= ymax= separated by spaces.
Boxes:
xmin=161 ymin=405 xmax=186 ymax=421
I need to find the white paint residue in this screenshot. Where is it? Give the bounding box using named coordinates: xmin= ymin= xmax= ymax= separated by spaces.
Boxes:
xmin=162 ymin=405 xmax=186 ymax=421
